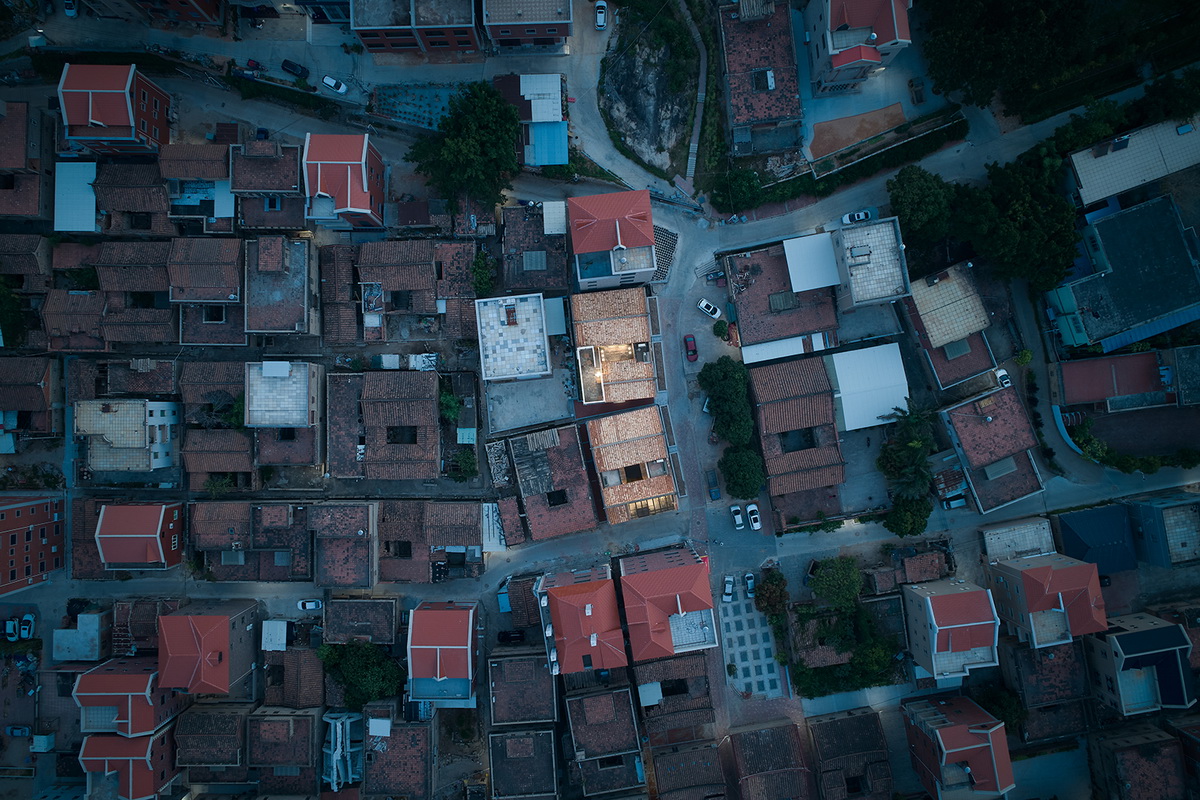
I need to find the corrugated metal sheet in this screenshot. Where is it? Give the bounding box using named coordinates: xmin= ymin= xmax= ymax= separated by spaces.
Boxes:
xmin=527 ymin=121 xmax=569 ymax=166
xmin=542 ymin=200 xmax=567 ymax=235
xmin=1100 ymin=306 xmax=1200 ymax=352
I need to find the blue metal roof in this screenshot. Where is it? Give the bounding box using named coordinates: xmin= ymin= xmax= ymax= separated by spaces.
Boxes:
xmin=1100 ymin=304 xmax=1200 ymax=352
xmin=528 ymin=121 xmax=568 ymax=166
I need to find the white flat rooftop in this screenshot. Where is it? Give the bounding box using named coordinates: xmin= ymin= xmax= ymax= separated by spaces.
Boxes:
xmin=828 ymin=343 xmax=909 ymax=431
xmin=475 ymin=294 xmax=552 ymax=381
xmin=840 ymin=220 xmax=909 ymax=304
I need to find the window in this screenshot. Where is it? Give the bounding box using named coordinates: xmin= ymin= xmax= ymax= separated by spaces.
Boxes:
xmin=152 ymin=127 xmax=159 ymax=140
xmin=526 ymin=28 xmax=536 ymax=34
xmin=139 ymin=119 xmax=148 ymax=132
xmin=203 ymin=306 xmax=226 ymax=323
xmin=8 ymin=570 xmax=13 ymax=581
xmin=546 ymin=490 xmax=568 ymax=507
xmin=547 ymin=27 xmax=557 ymax=33
xmin=499 ymin=28 xmax=510 ymax=34
xmin=597 ymin=756 xmax=625 ymax=769
xmin=24 ymin=565 xmax=30 ymax=577
xmin=0 ymin=513 xmax=5 ymax=520
xmin=141 ymin=90 xmax=148 ymax=103
xmin=148 ymin=410 xmax=154 ymax=418
xmin=262 ymin=196 xmax=282 ymax=212
xmin=387 ymin=426 xmax=418 ymax=444
xmin=278 ymin=428 xmax=296 ymax=442
xmin=129 ymin=212 xmax=153 ymax=230
xmin=14 ymin=510 xmax=19 ymax=518
xmin=0 ymin=175 xmax=14 ymax=191
xmin=7 ymin=535 xmax=13 ymax=546
xmin=153 ymin=98 xmax=160 ymax=111
xmin=173 ymin=509 xmax=179 ymax=520
xmin=171 ymin=535 xmax=179 ymax=550
xmin=581 ymin=654 xmax=593 ymax=670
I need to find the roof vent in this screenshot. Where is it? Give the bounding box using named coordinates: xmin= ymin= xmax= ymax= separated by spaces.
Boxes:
xmin=590 ymin=633 xmax=597 ymax=647
xmin=585 ymin=604 xmax=593 ymax=616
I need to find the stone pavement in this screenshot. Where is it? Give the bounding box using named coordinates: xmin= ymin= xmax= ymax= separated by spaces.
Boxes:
xmin=717 ymin=581 xmax=786 ymax=699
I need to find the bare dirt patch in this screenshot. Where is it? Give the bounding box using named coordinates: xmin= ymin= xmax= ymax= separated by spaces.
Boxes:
xmin=808 ymin=103 xmax=906 ymax=159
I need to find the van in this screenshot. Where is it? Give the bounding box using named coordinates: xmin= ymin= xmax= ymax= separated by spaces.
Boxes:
xmin=942 ymin=496 xmax=968 ymax=509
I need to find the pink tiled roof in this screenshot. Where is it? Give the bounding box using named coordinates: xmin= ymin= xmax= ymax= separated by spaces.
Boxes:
xmin=303 ymin=134 xmax=374 ymax=213
xmin=1061 ymin=352 xmax=1162 ymax=405
xmin=904 ymin=697 xmax=1012 ymax=799
xmin=830 ymin=44 xmax=882 ymax=68
xmin=158 ymin=614 xmax=232 ymax=694
xmin=945 ymin=388 xmax=1037 ymax=470
xmin=567 ymin=190 xmax=654 ymax=254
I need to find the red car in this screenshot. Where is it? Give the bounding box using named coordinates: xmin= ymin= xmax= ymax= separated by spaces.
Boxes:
xmin=684 ymin=334 xmax=698 ymax=362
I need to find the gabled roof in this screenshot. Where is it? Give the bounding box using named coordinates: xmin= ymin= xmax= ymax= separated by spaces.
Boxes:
xmin=0 ymin=357 xmax=51 ymax=410
xmin=58 ymin=64 xmax=135 ymax=130
xmin=167 ymin=238 xmax=243 ymax=303
xmin=544 ymin=576 xmax=627 ymax=673
xmin=924 ymin=587 xmax=998 ymax=653
xmin=158 ymin=144 xmax=230 ymax=180
xmin=408 ymin=601 xmax=475 ymax=681
xmin=1058 ymin=505 xmax=1136 ymax=574
xmin=158 ymin=614 xmax=233 ymax=694
xmin=567 ymin=190 xmax=654 ymax=254
xmin=94 ymin=504 xmax=169 ymax=565
xmin=828 ymin=0 xmax=910 ymax=44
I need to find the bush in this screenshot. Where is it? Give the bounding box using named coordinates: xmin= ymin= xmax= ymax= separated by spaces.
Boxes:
xmin=439 ymin=390 xmax=462 ymax=423
xmin=712 ymin=320 xmax=729 ymax=339
xmin=753 ymin=569 xmax=789 ymax=617
xmin=699 ymin=356 xmax=754 ymax=447
xmin=451 ymin=449 xmax=479 ymax=481
xmin=1014 ymin=349 xmax=1033 ymax=365
xmin=471 ymin=250 xmax=495 ymax=297
xmin=808 ymin=557 xmax=862 ymax=611
xmin=884 ymin=496 xmax=933 ymax=538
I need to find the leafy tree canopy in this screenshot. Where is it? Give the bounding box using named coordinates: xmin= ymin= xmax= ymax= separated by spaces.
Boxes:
xmin=753 ymin=569 xmax=789 ymax=617
xmin=718 ymin=445 xmax=764 ymax=500
xmin=887 ymin=165 xmax=955 ymax=250
xmin=405 ymin=82 xmax=521 ymax=208
xmin=809 ymin=556 xmax=862 ymax=611
xmin=883 ymin=496 xmax=933 ymax=538
xmin=699 ymin=356 xmax=754 ymax=447
xmin=318 ymin=641 xmax=406 ymax=711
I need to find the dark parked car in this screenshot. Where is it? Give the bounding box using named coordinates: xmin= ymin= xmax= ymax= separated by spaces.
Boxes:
xmin=706 ymin=469 xmax=720 ymax=501
xmin=281 ymin=59 xmax=309 ymax=79
xmin=498 ymin=630 xmax=526 ymax=644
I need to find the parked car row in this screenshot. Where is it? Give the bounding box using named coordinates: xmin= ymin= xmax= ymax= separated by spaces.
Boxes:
xmin=722 ymin=572 xmax=756 ymax=602
xmin=729 ymin=503 xmax=762 ymax=531
xmin=4 ymin=614 xmax=35 ymax=642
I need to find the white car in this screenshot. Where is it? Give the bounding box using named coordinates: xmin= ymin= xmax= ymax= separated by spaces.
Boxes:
xmin=297 ymin=599 xmax=323 ymax=612
xmin=994 ymin=368 xmax=1012 ymax=388
xmin=730 ymin=505 xmax=745 ymax=530
xmin=744 ymin=572 xmax=756 ymax=598
xmin=746 ymin=503 xmax=762 ymax=531
xmin=63 ymin=0 xmax=77 ymax=16
xmin=321 ymin=76 xmax=348 ymax=94
xmin=842 ymin=209 xmax=871 ymax=225
xmin=722 ymin=574 xmax=735 ymax=602
xmin=595 ymin=0 xmax=607 ymax=29
xmin=697 ymin=298 xmax=721 ymax=319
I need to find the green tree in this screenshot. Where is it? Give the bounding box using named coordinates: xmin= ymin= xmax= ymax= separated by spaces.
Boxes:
xmin=318 ymin=641 xmax=406 ymax=711
xmin=718 ymin=446 xmax=764 ymax=500
xmin=711 ymin=169 xmax=762 ymax=213
xmin=699 ymin=356 xmax=754 ymax=447
xmin=203 ymin=474 xmax=234 ymax=498
xmin=451 ymin=449 xmax=479 ymax=482
xmin=712 ymin=320 xmax=728 ymax=339
xmin=886 ymin=166 xmax=955 ymax=250
xmin=808 ymin=556 xmax=862 ymax=611
xmin=405 ymin=82 xmax=521 ymax=208
xmin=471 ymin=249 xmax=495 ymax=297
xmin=883 ymin=496 xmax=933 ymax=538
xmin=753 ymin=569 xmax=789 ymax=618
xmin=439 ymin=390 xmax=462 ymax=423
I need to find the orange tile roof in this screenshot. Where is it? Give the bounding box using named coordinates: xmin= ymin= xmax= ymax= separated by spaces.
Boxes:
xmin=829 ymin=0 xmax=910 ymax=43
xmin=567 ymin=190 xmax=654 ymax=254
xmin=74 ymin=658 xmax=159 ymax=737
xmin=929 ymin=590 xmax=998 ymax=653
xmin=620 ymin=561 xmax=712 ymax=662
xmin=158 ymin=615 xmax=232 ymax=694
xmin=546 ymin=578 xmax=627 ymax=673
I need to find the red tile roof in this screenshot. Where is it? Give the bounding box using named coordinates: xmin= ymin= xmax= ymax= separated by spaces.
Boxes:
xmin=929 ymin=590 xmax=998 ymax=653
xmin=567 ymin=190 xmax=654 ymax=254
xmin=94 ymin=504 xmax=170 ymax=565
xmin=158 ymin=615 xmax=233 ymax=694
xmin=1018 ymin=557 xmax=1107 ymax=637
xmin=545 ymin=577 xmax=627 ymax=673
xmin=830 ymin=44 xmax=882 ymax=68
xmin=619 ymin=557 xmax=713 ymax=662
xmin=829 ymin=0 xmax=910 ymax=44
xmin=1060 ymin=352 xmax=1163 ymax=405
xmin=408 ymin=601 xmax=475 ymax=681
xmin=903 ymin=696 xmax=1013 ymax=799
xmin=303 ymin=133 xmax=376 ymax=214
xmin=79 ymin=728 xmax=177 ymax=800
xmin=944 ymin=388 xmax=1037 ymax=470
xmin=58 ymin=64 xmax=135 ymax=129
xmin=73 ymin=657 xmax=162 ymax=737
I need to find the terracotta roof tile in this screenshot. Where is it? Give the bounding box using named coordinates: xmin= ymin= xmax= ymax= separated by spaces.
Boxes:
xmin=93 ymin=163 xmax=168 ymax=212
xmin=158 ymin=144 xmax=230 ymax=180
xmin=568 ymin=190 xmax=654 ymax=254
